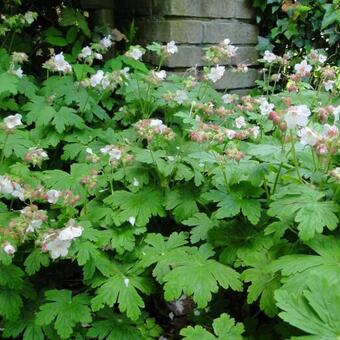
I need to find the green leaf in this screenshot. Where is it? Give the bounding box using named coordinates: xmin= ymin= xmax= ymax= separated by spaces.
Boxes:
xmin=180 ymin=313 xmax=245 ymax=340
xmin=182 ymin=212 xmax=218 ymax=243
xmin=24 ymin=249 xmax=50 ymax=275
xmin=163 ymin=244 xmax=242 ymax=308
xmin=105 ymin=187 xmax=165 ymax=227
xmin=36 ymin=290 xmax=92 ymax=339
xmin=52 ymin=106 xmax=84 ymax=133
xmin=268 ymin=184 xmax=338 ymax=240
xmin=0 ymin=130 xmax=33 ymax=158
xmin=0 ymin=263 xmax=24 ymax=289
xmin=165 ymin=186 xmax=199 ymax=222
xmin=91 ymin=274 xmax=151 ymax=320
xmin=140 ymin=232 xmax=189 ymax=282
xmin=22 ymin=97 xmax=56 ymax=126
xmin=275 ymin=276 xmax=340 ymax=338
xmin=0 ymin=73 xmax=18 ymax=95
xmin=0 ymin=289 xmax=23 ymax=320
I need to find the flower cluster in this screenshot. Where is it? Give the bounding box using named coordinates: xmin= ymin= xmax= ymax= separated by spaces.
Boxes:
xmin=206 ymin=65 xmax=225 ymax=83
xmin=80 ymin=68 xmax=129 ymax=90
xmin=0 ymin=176 xmax=25 ymax=201
xmin=19 ymin=205 xmax=48 ymax=233
xmin=9 ymin=51 xmax=28 ymax=78
xmin=135 ymin=119 xmax=175 ymax=142
xmin=77 ymin=34 xmax=114 ymax=64
xmin=204 ymin=39 xmax=238 ymax=64
xmin=100 ymin=144 xmax=133 ymax=166
xmin=41 ymin=219 xmax=83 ymax=259
xmin=43 ymin=52 xmax=72 ymax=74
xmin=125 ymin=45 xmax=145 ymax=60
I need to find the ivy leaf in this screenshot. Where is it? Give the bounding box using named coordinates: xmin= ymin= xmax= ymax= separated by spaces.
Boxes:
xmin=268 ymin=184 xmax=338 ymax=240
xmin=275 ymin=276 xmax=340 ymax=338
xmin=180 ymin=313 xmax=245 ymax=340
xmin=105 ymin=187 xmax=165 ymax=227
xmin=140 ymin=232 xmax=189 ymax=282
xmin=91 ymin=274 xmax=151 ymax=320
xmin=182 ymin=213 xmax=218 ymax=243
xmin=163 ymin=244 xmax=242 ymax=308
xmin=52 ymin=106 xmax=84 ymax=133
xmin=36 ymin=290 xmax=92 ymax=339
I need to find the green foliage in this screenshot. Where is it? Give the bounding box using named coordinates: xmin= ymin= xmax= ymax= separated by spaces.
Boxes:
xmin=0 ymin=1 xmax=339 ymax=339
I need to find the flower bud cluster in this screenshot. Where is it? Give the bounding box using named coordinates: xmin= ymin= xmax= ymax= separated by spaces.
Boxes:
xmin=20 ymin=205 xmax=48 ymax=233
xmin=100 ymin=144 xmax=133 ymax=166
xmin=135 ymin=119 xmax=175 ymax=142
xmin=225 ymin=148 xmax=245 ymax=162
xmin=24 ymin=147 xmax=48 ymax=167
xmin=80 ymin=170 xmax=99 ymax=190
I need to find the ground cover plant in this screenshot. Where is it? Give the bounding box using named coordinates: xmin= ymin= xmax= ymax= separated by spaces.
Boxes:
xmin=0 ymin=1 xmax=339 ymax=339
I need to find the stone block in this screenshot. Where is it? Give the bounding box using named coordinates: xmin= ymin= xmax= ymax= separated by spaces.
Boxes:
xmin=153 ymin=0 xmax=254 ymax=19
xmin=146 ymin=45 xmax=258 ymax=68
xmin=116 ymin=0 xmax=153 ymax=16
xmin=137 ymin=20 xmax=204 ymax=43
xmin=214 ymin=68 xmax=259 ymax=90
xmin=81 ymin=0 xmax=114 ymax=9
xmin=203 ymin=21 xmax=258 ymax=44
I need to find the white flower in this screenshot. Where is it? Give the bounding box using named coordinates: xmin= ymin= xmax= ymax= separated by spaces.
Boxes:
xmin=207 ymin=65 xmax=225 ymax=83
xmin=166 ymin=41 xmax=178 ymax=54
xmin=3 ymin=243 xmax=15 ymax=255
xmin=79 ymin=46 xmax=92 ymax=59
xmin=318 ymin=54 xmax=327 ymax=64
xmin=297 ymin=127 xmax=319 ymax=146
xmin=225 ymin=129 xmax=236 ymax=139
xmin=154 ymin=70 xmax=167 ymax=80
xmin=12 ymin=67 xmax=24 ymax=78
xmin=26 ymin=219 xmax=43 ymax=233
xmin=222 ymin=94 xmax=233 ymax=104
xmin=94 ymin=53 xmax=103 ymax=60
xmin=100 ymin=35 xmax=113 ymax=49
xmin=124 ymin=278 xmax=130 ymax=287
xmin=53 ymin=53 xmax=72 ymax=74
xmin=174 ymin=90 xmax=188 ymax=104
xmin=12 ymin=183 xmax=25 ymax=201
xmin=127 ymin=47 xmax=144 ymax=60
xmin=322 ymin=124 xmax=339 ymax=138
xmin=4 ymin=113 xmax=22 ymax=129
xmin=46 ymin=189 xmax=61 ymax=204
xmin=251 ymin=126 xmax=260 ymax=138
xmin=86 ymin=147 xmax=94 ymax=155
xmin=132 ymin=178 xmax=139 ymax=187
xmin=284 ymin=105 xmax=311 ymax=129
xmin=24 ymin=11 xmax=35 ymax=24
xmin=58 ymin=219 xmax=83 ymax=241
xmin=0 ymin=176 xmax=14 ymax=194
xmin=149 ymin=119 xmax=163 ymax=128
xmin=259 ymin=99 xmax=275 ymax=116
xmin=46 ymin=238 xmax=71 ymax=259
xmin=235 ymin=116 xmax=246 ymax=129
xmin=90 ymin=70 xmax=104 ymax=87
xmin=100 ymin=145 xmax=122 ymax=161
xmin=128 ymin=216 xmax=136 ymax=226
xmin=294 ymin=60 xmax=312 ymax=76
xmin=263 ymin=50 xmax=277 ymax=63
xmin=324 ymin=80 xmax=335 ymax=92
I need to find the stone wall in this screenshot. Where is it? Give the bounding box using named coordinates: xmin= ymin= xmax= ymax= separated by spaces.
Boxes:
xmin=83 ymin=0 xmax=259 ymax=92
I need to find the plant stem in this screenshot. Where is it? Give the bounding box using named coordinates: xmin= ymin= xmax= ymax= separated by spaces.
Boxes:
xmin=290 ymin=131 xmax=302 ymax=182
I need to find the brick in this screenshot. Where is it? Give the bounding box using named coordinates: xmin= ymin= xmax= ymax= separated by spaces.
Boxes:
xmin=214 ymin=68 xmax=259 ymax=90
xmin=153 ymin=0 xmax=254 ymax=19
xmin=203 ymin=21 xmax=258 ymax=44
xmin=146 ymin=45 xmax=258 ymax=68
xmin=137 ymin=20 xmax=204 ymax=44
